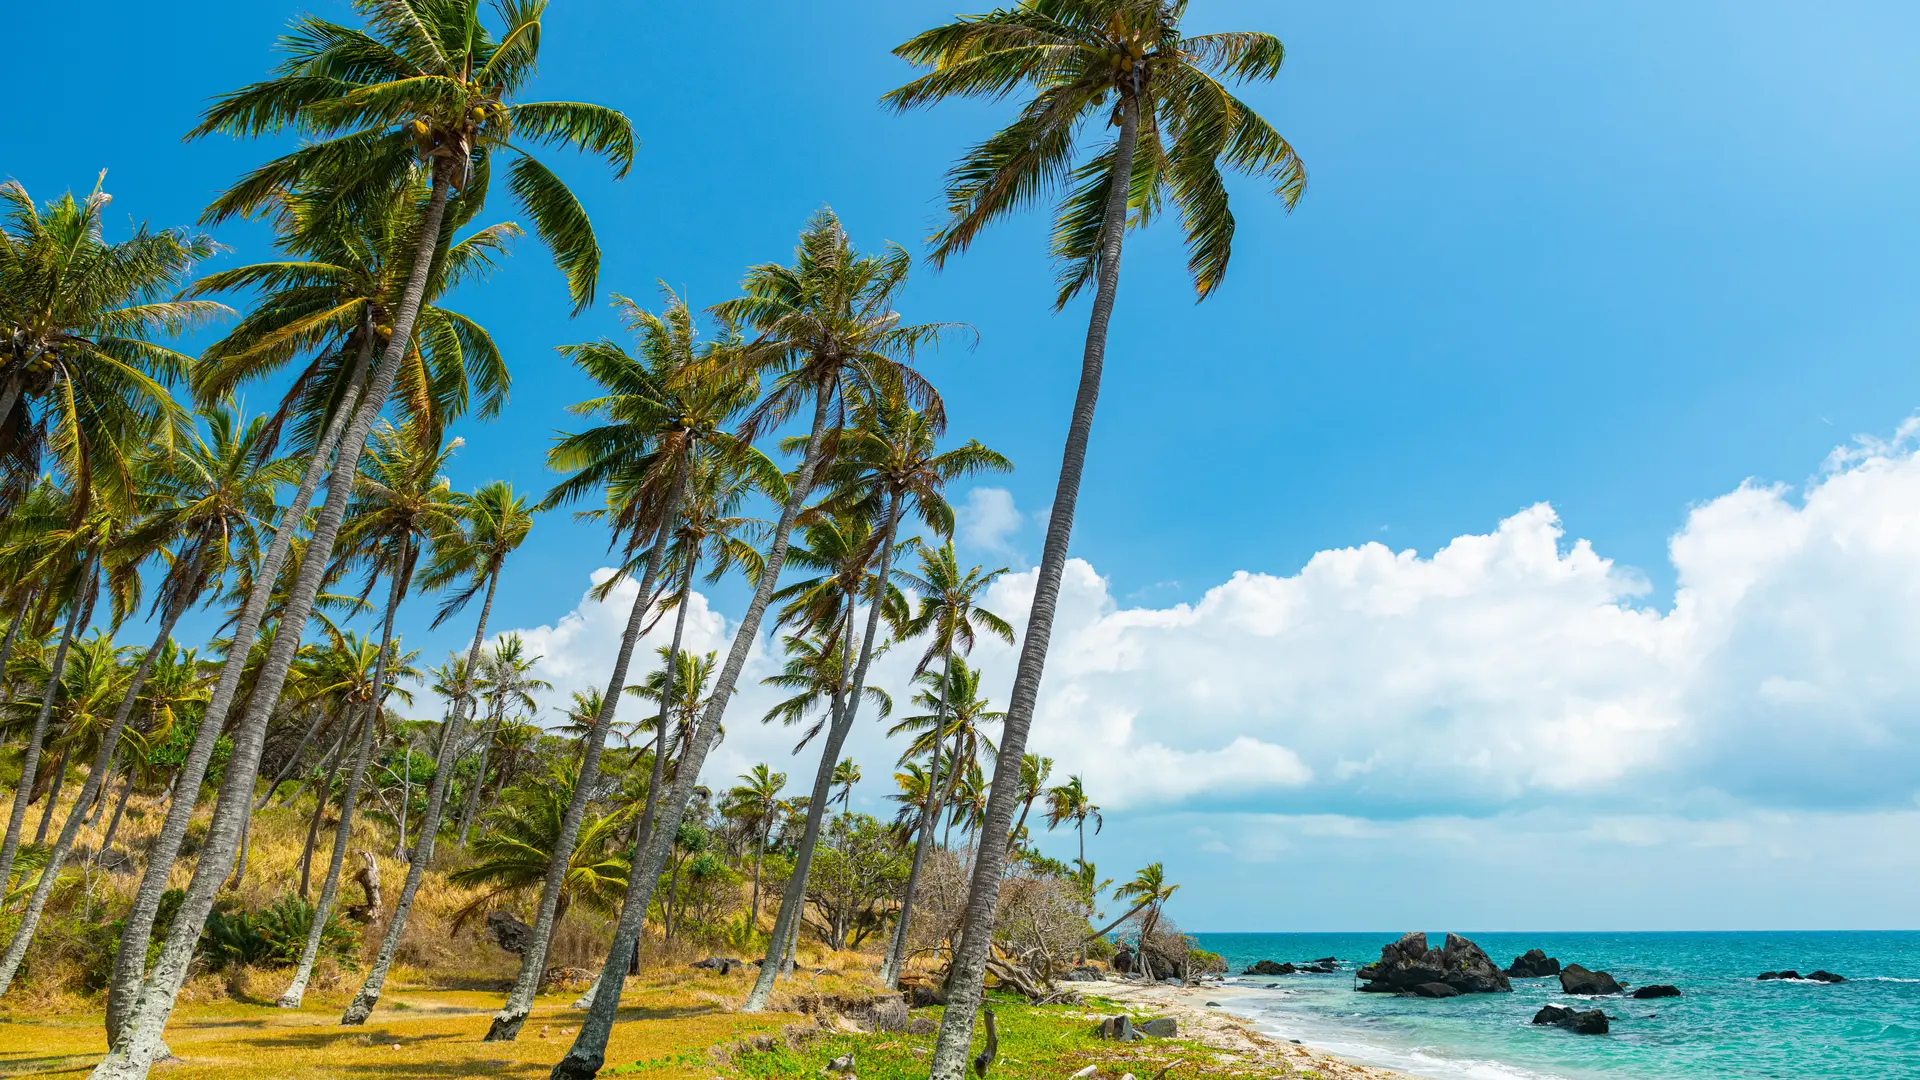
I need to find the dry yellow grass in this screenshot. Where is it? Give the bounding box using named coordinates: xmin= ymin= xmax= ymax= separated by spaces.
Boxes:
xmin=0 ymin=969 xmax=830 ymax=1079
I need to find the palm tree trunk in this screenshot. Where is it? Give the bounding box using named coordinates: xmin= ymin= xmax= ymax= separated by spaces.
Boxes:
xmin=34 ymin=746 xmax=71 ymax=843
xmin=258 ymin=704 xmax=326 ymax=811
xmin=102 ymin=327 xmax=371 ymax=1045
xmin=0 ymin=565 xmax=204 ymax=996
xmin=631 ymin=563 xmax=695 ymax=894
xmin=881 ymin=644 xmax=952 ymax=986
xmin=279 ymin=568 xmax=406 ymax=1008
xmin=99 ymin=767 xmax=136 ymax=856
xmin=485 ymin=461 xmax=688 ymax=1042
xmin=745 ymin=492 xmax=902 ymax=1010
xmin=456 ymin=702 xmax=499 ymax=845
xmin=95 ymin=164 xmax=454 ymax=1079
xmin=341 ymin=565 xmax=502 ymax=1024
xmin=927 ymin=95 xmax=1141 ymax=1080
xmin=550 ymin=384 xmax=837 ymax=1078
xmin=297 ymin=757 xmax=334 ymax=899
xmin=0 ymin=552 xmax=94 ymax=898
xmin=0 ymin=587 xmax=36 ymax=707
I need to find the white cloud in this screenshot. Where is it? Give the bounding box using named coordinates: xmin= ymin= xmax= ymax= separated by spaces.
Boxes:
xmin=955 ymin=486 xmax=1024 ymax=557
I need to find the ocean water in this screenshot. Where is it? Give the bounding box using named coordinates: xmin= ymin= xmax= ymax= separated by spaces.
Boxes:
xmin=1190 ymin=931 xmax=1920 ymax=1080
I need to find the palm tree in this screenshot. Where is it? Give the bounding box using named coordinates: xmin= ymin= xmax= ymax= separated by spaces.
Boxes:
xmin=101 ymin=1 xmax=631 ymax=1060
xmin=880 ymin=543 xmax=1012 ymax=985
xmin=1044 ymin=774 xmax=1103 ymax=869
xmin=884 ymin=6 xmax=1304 ymax=1064
xmin=0 ymin=176 xmax=223 ymax=516
xmin=727 ymin=764 xmax=787 ymax=923
xmin=557 ymin=211 xmax=958 ymax=1070
xmin=460 ymin=635 xmax=549 ymax=843
xmin=1112 ymin=861 xmax=1180 ymax=956
xmin=342 ymin=479 xmax=534 ymax=1024
xmin=278 ymin=419 xmax=460 ymax=1007
xmin=0 ymin=407 xmax=293 ymax=996
xmin=487 ymin=289 xmax=754 ymax=1043
xmin=1007 ymin=753 xmax=1053 ymax=851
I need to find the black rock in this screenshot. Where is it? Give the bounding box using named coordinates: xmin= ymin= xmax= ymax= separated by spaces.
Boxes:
xmin=1808 ymin=970 xmax=1846 ymax=983
xmin=1413 ymin=982 xmax=1461 ymax=998
xmin=1506 ymin=949 xmax=1562 ymax=978
xmin=690 ymin=956 xmax=746 ymax=974
xmin=1301 ymin=962 xmax=1339 ymax=974
xmin=1093 ymin=1016 xmax=1140 ymax=1042
xmin=1310 ymin=956 xmax=1339 ymax=965
xmin=1264 ymin=983 xmax=1280 ymax=989
xmin=1206 ymin=1001 xmax=1221 ymax=1007
xmin=1758 ymin=970 xmax=1798 ymax=981
xmin=1063 ymin=966 xmax=1104 ymax=982
xmin=1630 ymin=984 xmax=1681 ymax=999
xmin=1356 ymin=932 xmax=1511 ymax=996
xmin=1559 ymin=964 xmax=1624 ymax=995
xmin=485 ymin=909 xmax=533 ymax=954
xmin=1244 ymin=960 xmax=1297 ymax=975
xmin=1533 ymin=1005 xmax=1609 ymax=1034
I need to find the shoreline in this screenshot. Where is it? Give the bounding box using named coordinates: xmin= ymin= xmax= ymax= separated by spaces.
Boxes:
xmin=1089 ymin=977 xmax=1427 ymax=1080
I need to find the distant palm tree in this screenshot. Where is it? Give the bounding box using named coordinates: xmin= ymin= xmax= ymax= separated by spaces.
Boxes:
xmin=1007 ymin=753 xmax=1053 ymax=851
xmin=1044 ymin=774 xmax=1103 ymax=870
xmin=1113 ymin=861 xmax=1180 ymax=952
xmin=885 ymin=4 xmax=1303 ymax=1063
xmin=460 ymin=635 xmax=549 ymax=844
xmin=727 ymin=764 xmax=787 ymax=921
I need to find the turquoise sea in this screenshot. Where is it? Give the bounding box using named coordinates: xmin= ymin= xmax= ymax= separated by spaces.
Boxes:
xmin=1191 ymin=932 xmax=1920 ymax=1080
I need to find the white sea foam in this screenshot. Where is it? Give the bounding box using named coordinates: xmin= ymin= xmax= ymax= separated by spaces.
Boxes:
xmin=1215 ymin=998 xmax=1580 ymax=1080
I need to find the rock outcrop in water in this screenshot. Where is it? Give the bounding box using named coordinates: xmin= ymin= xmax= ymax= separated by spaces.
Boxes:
xmin=1630 ymin=984 xmax=1681 ymax=998
xmin=1559 ymin=964 xmax=1624 ymax=995
xmin=1505 ymin=949 xmax=1561 ymax=977
xmin=1356 ymin=932 xmax=1511 ymax=995
xmin=1533 ymin=1004 xmax=1610 ymax=1034
xmin=1244 ymin=960 xmax=1296 ymax=975
xmin=1759 ymin=969 xmax=1845 ymax=982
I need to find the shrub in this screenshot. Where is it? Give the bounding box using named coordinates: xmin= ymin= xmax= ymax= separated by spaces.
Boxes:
xmin=201 ymin=896 xmax=357 ymax=970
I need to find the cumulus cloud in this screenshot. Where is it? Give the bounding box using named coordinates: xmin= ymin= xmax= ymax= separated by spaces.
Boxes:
xmin=955 ymin=486 xmax=1025 ymax=557
xmin=482 ymin=427 xmax=1920 ymax=924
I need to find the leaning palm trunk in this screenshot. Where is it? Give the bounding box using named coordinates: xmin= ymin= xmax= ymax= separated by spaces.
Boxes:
xmin=278 ymin=570 xmax=406 ymax=1008
xmin=102 ymin=336 xmax=370 ymax=1043
xmin=484 ymin=462 xmax=689 ymax=1042
xmin=341 ymin=566 xmax=502 ymax=1024
xmin=550 ymin=388 xmax=835 ymax=1079
xmin=258 ymin=704 xmax=326 ymax=811
xmin=745 ymin=493 xmax=902 ymax=1010
xmin=455 ymin=704 xmax=500 ymax=844
xmin=92 ymin=163 xmax=453 ymax=1080
xmin=0 ymin=588 xmax=35 ymax=706
xmin=880 ymin=644 xmax=954 ymax=986
xmin=0 ymin=555 xmax=94 ymax=896
xmin=0 ymin=564 xmax=204 ymax=995
xmin=926 ymin=100 xmax=1139 ymax=1080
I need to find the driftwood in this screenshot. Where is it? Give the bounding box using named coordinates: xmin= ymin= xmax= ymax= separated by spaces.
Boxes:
xmin=985 ymin=955 xmax=1081 ymax=1006
xmin=972 ymin=1007 xmax=998 ymax=1078
xmin=345 ymin=850 xmax=382 ymax=922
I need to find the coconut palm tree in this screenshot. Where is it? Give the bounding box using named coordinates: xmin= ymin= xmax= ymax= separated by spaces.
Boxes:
xmin=497 ymin=289 xmax=760 ymax=1042
xmin=341 ymin=479 xmax=533 ymax=1023
xmin=1045 ymin=774 xmax=1103 ymax=869
xmin=880 ymin=544 xmax=1012 ymax=985
xmin=727 ymin=764 xmax=787 ymax=923
xmin=1007 ymin=753 xmax=1053 ymax=851
xmin=0 ymin=406 xmax=294 ymax=996
xmin=101 ymin=2 xmax=631 ymax=1059
xmin=459 ymin=635 xmax=548 ymax=843
xmin=884 ymin=5 xmax=1304 ymax=1066
xmin=555 ymin=212 xmax=958 ymax=1072
xmin=278 ymin=419 xmax=459 ymax=1007
xmin=1113 ymin=861 xmax=1179 ymax=952
xmin=0 ymin=176 xmax=223 ymax=517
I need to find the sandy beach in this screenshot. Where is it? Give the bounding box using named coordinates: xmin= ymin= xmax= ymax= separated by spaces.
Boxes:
xmin=1088 ymin=978 xmax=1421 ymax=1080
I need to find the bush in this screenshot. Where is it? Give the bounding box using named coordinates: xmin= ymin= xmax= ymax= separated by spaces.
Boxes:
xmin=201 ymin=896 xmax=357 ymax=971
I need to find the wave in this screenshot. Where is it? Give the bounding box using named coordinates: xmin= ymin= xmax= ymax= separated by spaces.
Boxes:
xmin=1862 ymin=976 xmax=1920 ymax=983
xmin=1216 ymin=1000 xmax=1580 ymax=1080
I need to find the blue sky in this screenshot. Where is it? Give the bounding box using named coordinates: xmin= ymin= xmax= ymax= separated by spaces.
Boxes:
xmin=8 ymin=0 xmax=1920 ymax=930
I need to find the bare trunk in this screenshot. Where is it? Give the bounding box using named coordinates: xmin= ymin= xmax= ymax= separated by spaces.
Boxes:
xmin=745 ymin=491 xmax=901 ymax=1010
xmin=926 ymin=96 xmax=1139 ymax=1080
xmin=456 ymin=702 xmax=499 ymax=845
xmin=258 ymin=704 xmax=326 ymax=811
xmin=550 ymin=384 xmax=835 ymax=1078
xmin=99 ymin=767 xmax=136 ymax=855
xmin=0 ymin=570 xmax=202 ymax=995
xmin=485 ymin=461 xmax=688 ymax=1042
xmin=278 ymin=569 xmax=406 ymax=1008
xmin=0 ymin=587 xmax=35 ymax=707
xmin=880 ymin=644 xmax=953 ymax=986
xmin=102 ymin=324 xmax=371 ymax=1043
xmin=92 ymin=164 xmax=452 ymax=1079
xmin=0 ymin=553 xmax=93 ymax=896
xmin=341 ymin=567 xmax=501 ymax=1024
xmin=34 ymin=746 xmax=70 ymax=843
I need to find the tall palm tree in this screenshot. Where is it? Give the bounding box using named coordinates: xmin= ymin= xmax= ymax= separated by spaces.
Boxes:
xmin=460 ymin=635 xmax=548 ymax=843
xmin=556 ymin=212 xmax=957 ymax=1072
xmin=1112 ymin=861 xmax=1179 ymax=952
xmin=1044 ymin=774 xmax=1103 ymax=869
xmin=278 ymin=419 xmax=459 ymax=1007
xmin=727 ymin=764 xmax=786 ymax=923
xmin=342 ymin=480 xmax=534 ymax=1023
xmin=0 ymin=176 xmax=223 ymax=516
xmin=0 ymin=408 xmax=293 ymax=996
xmin=883 ymin=6 xmax=1304 ymax=1065
xmin=101 ymin=2 xmax=631 ymax=1062
xmin=881 ymin=544 xmax=1012 ymax=985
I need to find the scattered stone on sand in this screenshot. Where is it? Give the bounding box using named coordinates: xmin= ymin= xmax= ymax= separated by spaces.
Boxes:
xmin=1137 ymin=1017 xmax=1178 ymax=1038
